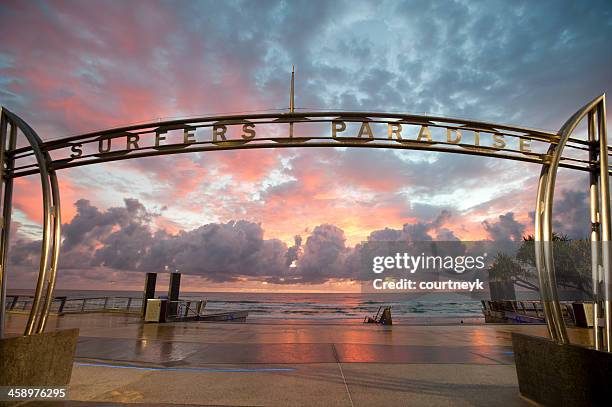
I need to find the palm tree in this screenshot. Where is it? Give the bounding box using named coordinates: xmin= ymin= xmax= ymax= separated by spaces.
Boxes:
xmin=489 ymin=234 xmax=592 ymax=298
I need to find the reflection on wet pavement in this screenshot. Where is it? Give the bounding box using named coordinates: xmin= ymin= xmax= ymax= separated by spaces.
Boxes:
xmin=5 ymin=312 xmax=592 ymax=366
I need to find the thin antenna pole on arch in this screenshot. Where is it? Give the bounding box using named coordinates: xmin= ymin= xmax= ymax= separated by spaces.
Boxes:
xmin=288 ymin=65 xmax=295 ymax=138
xmin=290 ymin=65 xmax=295 ymax=113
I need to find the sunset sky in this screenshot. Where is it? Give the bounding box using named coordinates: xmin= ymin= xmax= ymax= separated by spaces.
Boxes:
xmin=1 ymin=0 xmax=611 ymax=291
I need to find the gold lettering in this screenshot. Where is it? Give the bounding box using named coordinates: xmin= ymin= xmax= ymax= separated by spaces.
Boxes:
xmin=492 ymin=134 xmax=506 ymax=149
xmin=474 ymin=131 xmax=480 ymax=146
xmin=70 ymin=143 xmax=83 ymax=158
xmin=417 ymin=126 xmax=432 ymax=142
xmin=212 ymin=125 xmax=227 ymax=142
xmin=98 ymin=138 xmax=111 ymax=153
xmin=446 ymin=128 xmax=461 ymax=144
xmin=388 ymin=123 xmax=402 ymax=140
xmin=357 ymin=122 xmax=374 ymax=139
xmin=126 ymin=134 xmax=140 ymax=150
xmin=155 ymin=130 xmax=166 ymax=147
xmin=332 ymin=121 xmax=346 ymax=138
xmin=242 ymin=123 xmax=256 ymax=140
xmin=520 ymin=138 xmax=531 ymax=153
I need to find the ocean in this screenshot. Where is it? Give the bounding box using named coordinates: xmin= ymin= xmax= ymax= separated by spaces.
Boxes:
xmin=7 ymin=289 xmax=485 ymax=324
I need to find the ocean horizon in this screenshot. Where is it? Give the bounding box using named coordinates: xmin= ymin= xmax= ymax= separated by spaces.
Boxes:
xmin=8 ymin=288 xmax=487 ymax=324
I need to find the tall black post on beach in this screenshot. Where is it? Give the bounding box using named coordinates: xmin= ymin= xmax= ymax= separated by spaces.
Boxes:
xmin=168 ymin=272 xmax=181 ymax=317
xmin=142 ymin=272 xmax=157 ymax=319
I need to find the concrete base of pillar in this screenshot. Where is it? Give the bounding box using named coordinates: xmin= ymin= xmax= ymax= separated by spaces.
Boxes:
xmin=0 ymin=328 xmax=79 ymax=386
xmin=512 ymin=333 xmax=612 ymax=407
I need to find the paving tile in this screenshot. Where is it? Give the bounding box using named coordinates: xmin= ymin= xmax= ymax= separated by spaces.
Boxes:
xmin=341 ymin=363 xmax=529 ymax=407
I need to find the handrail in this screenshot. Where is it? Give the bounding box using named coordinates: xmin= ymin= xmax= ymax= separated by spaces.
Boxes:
xmin=4 ymin=295 xmax=144 ymax=314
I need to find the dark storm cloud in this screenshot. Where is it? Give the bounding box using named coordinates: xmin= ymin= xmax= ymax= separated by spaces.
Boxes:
xmin=366 ymin=210 xmax=458 ymax=242
xmin=8 ymin=239 xmax=42 ymax=268
xmin=60 ymin=198 xmax=154 ymax=269
xmin=166 ymin=222 xmax=288 ymax=282
xmin=8 ymin=195 xmax=589 ymax=285
xmin=10 ymin=200 xmax=463 ymax=284
xmin=552 ymin=189 xmax=590 ymax=239
xmin=368 ymin=227 xmax=404 ymax=242
xmin=526 ymin=189 xmax=591 ymax=239
xmin=403 ymin=210 xmax=453 ymax=241
xmin=482 ymin=212 xmax=525 ymax=241
xmin=289 ymin=224 xmax=350 ymax=284
xmin=272 ymin=210 xmax=461 ymax=284
xmin=10 ymin=199 xmax=288 ymax=282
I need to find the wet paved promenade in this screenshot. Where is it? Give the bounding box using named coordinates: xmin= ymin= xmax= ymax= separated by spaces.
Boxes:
xmin=5 ymin=314 xmax=593 ymax=406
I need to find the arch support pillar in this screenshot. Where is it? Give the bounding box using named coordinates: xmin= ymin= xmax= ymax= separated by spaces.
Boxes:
xmin=597 ymin=97 xmax=611 ymax=351
xmin=0 ymin=108 xmax=62 ymax=338
xmin=0 ymin=112 xmax=16 ymax=339
xmin=534 ymin=94 xmax=611 ymax=351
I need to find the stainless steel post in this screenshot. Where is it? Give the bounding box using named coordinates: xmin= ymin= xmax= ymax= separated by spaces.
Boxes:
xmin=0 ymin=118 xmax=16 ymax=339
xmin=588 ymin=111 xmax=602 ymax=350
xmin=534 ymin=167 xmax=558 ymax=340
xmin=24 ymin=170 xmax=52 ymax=335
xmin=1 ymin=110 xmax=57 ymax=336
xmin=36 ymin=170 xmax=62 ymax=333
xmin=597 ymin=98 xmax=611 ymax=351
xmin=0 ymin=113 xmax=8 ymax=339
xmin=542 ymin=164 xmax=570 ymax=343
xmin=534 ymin=95 xmax=609 ymax=345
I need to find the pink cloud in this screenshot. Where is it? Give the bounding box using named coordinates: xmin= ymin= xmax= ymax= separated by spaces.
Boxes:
xmin=13 ymin=175 xmax=93 ymax=224
xmin=213 ymin=150 xmax=282 ymax=182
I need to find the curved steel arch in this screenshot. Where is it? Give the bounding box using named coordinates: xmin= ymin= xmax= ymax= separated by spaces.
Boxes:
xmin=0 ymin=108 xmax=61 ymax=337
xmin=0 ymin=99 xmax=609 ymax=352
xmin=534 ymin=94 xmax=610 ymax=349
xmin=6 ymin=111 xmax=605 ymax=177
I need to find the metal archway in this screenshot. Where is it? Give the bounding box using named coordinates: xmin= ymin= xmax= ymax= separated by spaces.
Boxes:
xmin=0 ymin=108 xmax=61 ymax=336
xmin=0 ymin=97 xmax=609 ymax=351
xmin=534 ymin=94 xmax=610 ymax=349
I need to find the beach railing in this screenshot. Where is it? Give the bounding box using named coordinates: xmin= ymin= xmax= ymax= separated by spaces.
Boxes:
xmin=481 ymin=300 xmax=576 ymax=324
xmin=5 ymin=295 xmax=143 ymax=315
xmin=166 ymin=299 xmax=207 ymax=320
